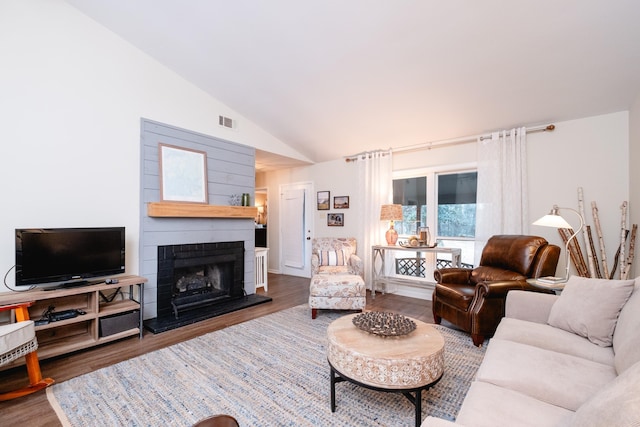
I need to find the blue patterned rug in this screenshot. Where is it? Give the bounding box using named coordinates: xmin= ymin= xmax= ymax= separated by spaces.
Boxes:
xmin=48 ymin=305 xmax=486 ymax=426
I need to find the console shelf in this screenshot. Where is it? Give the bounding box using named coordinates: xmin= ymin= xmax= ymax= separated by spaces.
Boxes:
xmin=0 ymin=275 xmax=146 ymax=370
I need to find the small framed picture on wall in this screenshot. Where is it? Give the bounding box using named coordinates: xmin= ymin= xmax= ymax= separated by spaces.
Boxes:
xmin=327 ymin=213 xmax=344 ymax=226
xmin=333 ymin=196 xmax=349 ymax=209
xmin=317 ymin=191 xmax=330 ymax=210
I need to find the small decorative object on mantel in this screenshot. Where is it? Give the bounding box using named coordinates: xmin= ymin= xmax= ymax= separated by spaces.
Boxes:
xmin=229 ymin=194 xmax=241 ymax=206
xmin=352 ymin=311 xmax=416 ymax=337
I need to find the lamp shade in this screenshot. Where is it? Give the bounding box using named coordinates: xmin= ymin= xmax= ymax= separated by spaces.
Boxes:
xmin=532 ymin=204 xmax=585 ymax=282
xmin=380 ymin=204 xmax=403 ymax=221
xmin=532 ymin=214 xmax=572 ymax=229
xmin=532 ymin=205 xmax=573 ymax=229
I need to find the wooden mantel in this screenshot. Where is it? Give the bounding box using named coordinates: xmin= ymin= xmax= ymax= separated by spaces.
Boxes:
xmin=147 ymin=202 xmax=258 ymax=218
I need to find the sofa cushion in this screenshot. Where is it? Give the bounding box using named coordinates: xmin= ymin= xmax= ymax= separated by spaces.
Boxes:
xmin=495 ymin=317 xmax=614 ymax=366
xmin=317 ymin=265 xmax=350 ymax=275
xmin=613 ymin=278 xmax=640 ymax=374
xmin=475 ymin=338 xmax=617 ymax=411
xmin=569 ymin=360 xmax=640 ymax=427
xmin=505 ymin=290 xmax=558 ymax=324
xmin=454 ymin=381 xmax=573 ymax=427
xmin=547 ymin=276 xmax=634 ymax=347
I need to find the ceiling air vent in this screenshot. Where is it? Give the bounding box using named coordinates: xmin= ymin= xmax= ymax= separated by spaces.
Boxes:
xmin=218 ymin=115 xmax=236 ymax=130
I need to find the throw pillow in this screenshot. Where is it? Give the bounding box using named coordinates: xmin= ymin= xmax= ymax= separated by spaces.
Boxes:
xmin=319 ymin=249 xmax=349 ymax=266
xmin=569 ymin=360 xmax=640 ymax=426
xmin=548 ymin=276 xmax=635 ymax=347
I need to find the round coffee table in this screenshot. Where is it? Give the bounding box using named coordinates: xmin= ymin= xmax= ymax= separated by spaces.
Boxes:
xmin=327 ymin=313 xmax=445 ymax=427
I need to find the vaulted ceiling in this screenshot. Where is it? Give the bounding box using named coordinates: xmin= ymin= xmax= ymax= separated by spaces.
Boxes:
xmin=67 ymin=1 xmax=640 ymax=170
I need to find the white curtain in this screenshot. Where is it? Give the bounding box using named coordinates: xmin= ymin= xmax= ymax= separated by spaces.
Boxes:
xmin=356 ymin=150 xmax=393 ymax=287
xmin=474 ymin=127 xmax=529 ymax=264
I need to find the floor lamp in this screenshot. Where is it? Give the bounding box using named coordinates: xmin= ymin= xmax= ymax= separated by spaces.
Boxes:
xmin=532 ymin=205 xmax=584 ymax=282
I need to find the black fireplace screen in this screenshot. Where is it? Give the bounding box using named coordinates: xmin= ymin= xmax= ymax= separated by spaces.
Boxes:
xmin=157 ymin=241 xmax=244 ymax=319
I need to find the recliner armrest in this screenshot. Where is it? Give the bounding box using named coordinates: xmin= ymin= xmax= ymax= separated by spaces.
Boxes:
xmin=434 ymin=268 xmax=472 ymax=284
xmin=475 ymin=279 xmax=532 ymax=298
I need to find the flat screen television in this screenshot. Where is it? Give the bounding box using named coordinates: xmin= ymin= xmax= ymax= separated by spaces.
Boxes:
xmin=15 ymin=227 xmax=125 ymax=287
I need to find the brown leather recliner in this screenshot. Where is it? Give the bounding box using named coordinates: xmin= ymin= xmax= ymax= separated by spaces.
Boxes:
xmin=432 ymin=235 xmax=560 ymax=346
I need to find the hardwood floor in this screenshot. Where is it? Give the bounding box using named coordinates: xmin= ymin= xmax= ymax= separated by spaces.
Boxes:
xmin=0 ymin=274 xmax=434 ymax=426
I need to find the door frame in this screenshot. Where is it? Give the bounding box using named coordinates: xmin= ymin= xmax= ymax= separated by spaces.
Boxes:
xmin=279 ymin=181 xmax=314 ymax=277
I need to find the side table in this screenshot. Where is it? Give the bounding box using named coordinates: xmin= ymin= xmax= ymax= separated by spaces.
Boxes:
xmin=371 ymin=245 xmax=462 ymax=298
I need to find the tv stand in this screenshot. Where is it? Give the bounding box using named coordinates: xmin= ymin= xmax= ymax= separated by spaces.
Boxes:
xmin=0 ymin=275 xmax=147 ymax=370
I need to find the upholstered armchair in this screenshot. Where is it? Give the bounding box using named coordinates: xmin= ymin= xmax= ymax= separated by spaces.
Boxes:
xmin=309 ymin=237 xmax=366 ymax=318
xmin=310 ymin=237 xmax=364 ymax=278
xmin=433 ymin=235 xmax=560 ymax=346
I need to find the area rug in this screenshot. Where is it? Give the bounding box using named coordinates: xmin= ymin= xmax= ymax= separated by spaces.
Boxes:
xmin=47 ymin=305 xmax=486 ymax=426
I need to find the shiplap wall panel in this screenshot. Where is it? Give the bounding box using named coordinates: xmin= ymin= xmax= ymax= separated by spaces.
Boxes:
xmin=139 ymin=119 xmax=256 ymax=320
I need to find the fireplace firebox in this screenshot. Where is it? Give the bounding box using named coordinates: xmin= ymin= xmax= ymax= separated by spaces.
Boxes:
xmin=156 ymin=241 xmax=245 ymax=320
xmin=144 ymin=240 xmax=272 ymax=334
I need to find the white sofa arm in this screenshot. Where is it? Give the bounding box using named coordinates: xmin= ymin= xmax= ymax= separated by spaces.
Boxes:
xmin=420 ymin=416 xmax=461 ymax=427
xmin=505 ymin=290 xmax=559 ymax=324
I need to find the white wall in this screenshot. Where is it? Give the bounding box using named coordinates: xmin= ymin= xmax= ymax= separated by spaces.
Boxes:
xmin=0 ymin=0 xmax=310 ymax=292
xmin=263 ymin=112 xmax=631 ymax=285
xmin=629 ymin=92 xmax=640 ymax=279
xmin=258 ymin=159 xmax=360 ymax=271
xmin=528 ymin=112 xmax=629 ymax=277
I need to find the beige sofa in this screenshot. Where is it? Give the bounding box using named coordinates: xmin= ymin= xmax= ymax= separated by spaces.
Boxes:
xmin=423 ymin=276 xmax=640 ymax=427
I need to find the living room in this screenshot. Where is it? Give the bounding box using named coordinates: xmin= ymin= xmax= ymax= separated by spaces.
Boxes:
xmin=2 ymin=1 xmax=640 ymax=425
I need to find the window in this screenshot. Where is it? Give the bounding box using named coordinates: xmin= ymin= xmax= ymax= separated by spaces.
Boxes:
xmin=392 ymin=177 xmax=426 ymax=236
xmin=437 ymin=172 xmax=477 ymax=239
xmin=393 ymin=166 xmax=477 ymax=270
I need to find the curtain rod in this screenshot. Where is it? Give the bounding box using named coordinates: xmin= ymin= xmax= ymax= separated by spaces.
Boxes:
xmin=345 ymin=123 xmax=555 ymax=162
xmin=344 ymin=149 xmax=392 ymax=163
xmin=393 ymin=123 xmax=555 ymax=154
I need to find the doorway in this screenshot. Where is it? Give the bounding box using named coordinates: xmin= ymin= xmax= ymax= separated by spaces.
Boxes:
xmin=255 ymin=187 xmax=268 ymax=247
xmin=279 ymin=182 xmax=313 ymax=277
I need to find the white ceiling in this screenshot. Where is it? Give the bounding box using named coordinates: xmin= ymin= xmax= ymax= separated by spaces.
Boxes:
xmin=67 ymin=0 xmax=640 ymax=170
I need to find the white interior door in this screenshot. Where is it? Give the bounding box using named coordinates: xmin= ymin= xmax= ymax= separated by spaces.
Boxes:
xmin=280 ymin=182 xmax=313 ymax=277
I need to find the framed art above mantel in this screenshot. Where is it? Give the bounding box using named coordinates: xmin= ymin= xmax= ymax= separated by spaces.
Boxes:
xmin=159 ymin=143 xmax=208 ymax=204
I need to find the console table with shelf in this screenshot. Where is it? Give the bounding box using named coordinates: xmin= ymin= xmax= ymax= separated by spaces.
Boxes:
xmin=371 ymin=245 xmax=462 ymax=297
xmin=0 ymin=275 xmax=146 ymax=369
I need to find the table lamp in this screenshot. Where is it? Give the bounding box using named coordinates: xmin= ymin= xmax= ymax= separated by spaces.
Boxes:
xmin=380 ymin=204 xmax=403 ymax=245
xmin=532 ymin=205 xmax=584 ymax=281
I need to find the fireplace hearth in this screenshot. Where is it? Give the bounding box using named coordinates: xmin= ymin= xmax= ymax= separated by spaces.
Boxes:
xmin=144 ymin=241 xmax=271 ymax=333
